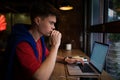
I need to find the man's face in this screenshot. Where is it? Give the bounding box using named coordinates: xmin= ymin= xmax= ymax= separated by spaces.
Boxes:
xmin=37 ymin=15 xmax=56 ymax=36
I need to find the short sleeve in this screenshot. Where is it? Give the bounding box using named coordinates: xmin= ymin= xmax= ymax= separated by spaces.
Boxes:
xmin=16 ymin=42 xmax=41 ymax=77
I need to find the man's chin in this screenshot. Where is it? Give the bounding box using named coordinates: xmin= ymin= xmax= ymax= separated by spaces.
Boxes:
xmin=44 ymin=33 xmax=50 ymax=37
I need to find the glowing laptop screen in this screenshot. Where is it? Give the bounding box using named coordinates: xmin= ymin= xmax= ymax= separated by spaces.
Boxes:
xmin=90 ymin=42 xmax=109 ymax=72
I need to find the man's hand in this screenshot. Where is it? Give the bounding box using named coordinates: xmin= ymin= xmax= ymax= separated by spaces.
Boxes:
xmin=64 ymin=57 xmax=84 ymax=65
xmin=50 ymin=30 xmax=62 ymax=48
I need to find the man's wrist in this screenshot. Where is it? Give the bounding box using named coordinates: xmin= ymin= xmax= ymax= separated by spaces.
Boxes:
xmin=63 ymin=57 xmax=68 ymax=62
xmin=63 ymin=56 xmax=72 ymax=62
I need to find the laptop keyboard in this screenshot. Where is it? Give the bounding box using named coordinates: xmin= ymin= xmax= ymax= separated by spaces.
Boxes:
xmin=78 ymin=63 xmax=95 ymax=73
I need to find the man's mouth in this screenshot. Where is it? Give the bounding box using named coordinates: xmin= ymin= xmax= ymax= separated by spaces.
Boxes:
xmin=49 ymin=31 xmax=53 ymax=36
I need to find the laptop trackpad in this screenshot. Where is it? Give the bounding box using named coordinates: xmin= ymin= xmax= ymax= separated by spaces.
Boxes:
xmin=67 ymin=64 xmax=82 ymax=75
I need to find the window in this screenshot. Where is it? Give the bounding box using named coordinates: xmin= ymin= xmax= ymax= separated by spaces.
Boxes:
xmin=90 ymin=0 xmax=120 ymax=80
xmin=90 ymin=33 xmax=103 ymax=50
xmin=91 ymin=0 xmax=103 ymax=25
xmin=106 ymin=33 xmax=120 ymax=80
xmin=106 ymin=0 xmax=120 ymax=79
xmin=108 ymin=0 xmax=120 ymax=22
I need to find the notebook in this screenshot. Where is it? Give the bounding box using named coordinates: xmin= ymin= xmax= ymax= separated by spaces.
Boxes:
xmin=67 ymin=41 xmax=109 ymax=76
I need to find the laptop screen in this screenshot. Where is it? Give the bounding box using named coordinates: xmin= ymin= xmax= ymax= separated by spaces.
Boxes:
xmin=90 ymin=42 xmax=109 ymax=73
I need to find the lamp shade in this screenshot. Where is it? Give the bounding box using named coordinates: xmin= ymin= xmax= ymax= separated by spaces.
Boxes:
xmin=59 ymin=6 xmax=73 ymax=10
xmin=59 ymin=0 xmax=73 ymax=11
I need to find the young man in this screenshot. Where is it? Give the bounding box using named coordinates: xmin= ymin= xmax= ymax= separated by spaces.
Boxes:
xmin=5 ymin=1 xmax=83 ymax=80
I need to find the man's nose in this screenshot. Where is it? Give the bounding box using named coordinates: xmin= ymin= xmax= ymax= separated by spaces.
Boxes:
xmin=52 ymin=25 xmax=55 ymax=30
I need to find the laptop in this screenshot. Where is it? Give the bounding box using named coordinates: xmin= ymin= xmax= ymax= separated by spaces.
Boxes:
xmin=67 ymin=41 xmax=109 ymax=76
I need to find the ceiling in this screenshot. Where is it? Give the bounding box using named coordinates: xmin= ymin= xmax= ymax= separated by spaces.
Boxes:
xmin=0 ymin=0 xmax=40 ymax=13
xmin=0 ymin=0 xmax=81 ymax=13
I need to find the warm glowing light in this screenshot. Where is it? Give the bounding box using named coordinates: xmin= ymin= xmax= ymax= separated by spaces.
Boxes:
xmin=0 ymin=15 xmax=7 ymax=31
xmin=59 ymin=6 xmax=73 ymax=10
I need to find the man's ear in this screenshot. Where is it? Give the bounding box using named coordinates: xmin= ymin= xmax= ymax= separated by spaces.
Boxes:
xmin=34 ymin=17 xmax=41 ymax=25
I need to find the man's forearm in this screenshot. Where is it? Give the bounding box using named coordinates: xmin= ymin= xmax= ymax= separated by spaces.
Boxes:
xmin=33 ymin=46 xmax=59 ymax=80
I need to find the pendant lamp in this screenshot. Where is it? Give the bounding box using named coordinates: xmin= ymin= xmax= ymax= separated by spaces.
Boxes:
xmin=59 ymin=0 xmax=73 ymax=11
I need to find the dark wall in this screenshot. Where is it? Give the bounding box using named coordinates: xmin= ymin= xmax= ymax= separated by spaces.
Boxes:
xmin=58 ymin=11 xmax=82 ymax=49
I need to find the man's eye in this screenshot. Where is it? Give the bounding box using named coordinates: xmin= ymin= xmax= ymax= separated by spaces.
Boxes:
xmin=50 ymin=22 xmax=54 ymax=25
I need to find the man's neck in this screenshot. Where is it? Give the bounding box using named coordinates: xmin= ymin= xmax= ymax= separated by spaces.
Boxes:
xmin=29 ymin=28 xmax=42 ymax=42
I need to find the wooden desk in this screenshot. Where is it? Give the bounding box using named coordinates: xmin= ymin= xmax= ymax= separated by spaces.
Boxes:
xmin=50 ymin=49 xmax=113 ymax=80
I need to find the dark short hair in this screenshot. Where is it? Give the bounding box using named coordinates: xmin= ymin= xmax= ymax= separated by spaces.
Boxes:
xmin=30 ymin=1 xmax=60 ymax=23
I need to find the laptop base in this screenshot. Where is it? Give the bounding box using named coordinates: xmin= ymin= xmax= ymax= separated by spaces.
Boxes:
xmin=66 ymin=64 xmax=100 ymax=76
